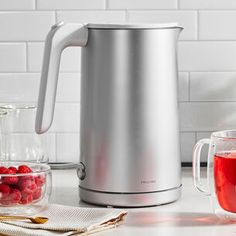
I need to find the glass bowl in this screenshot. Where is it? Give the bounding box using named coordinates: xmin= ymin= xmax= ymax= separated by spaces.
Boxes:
xmin=0 ymin=162 xmax=51 ymax=215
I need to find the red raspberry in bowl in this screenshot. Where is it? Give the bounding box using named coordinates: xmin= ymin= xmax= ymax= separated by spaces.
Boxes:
xmin=34 ymin=175 xmax=46 ymax=187
xmin=2 ymin=169 xmax=19 ymax=185
xmin=17 ymin=165 xmax=32 ymax=174
xmin=0 ymin=184 xmax=10 ymax=198
xmin=18 ymin=178 xmax=37 ymax=194
xmin=0 ymin=164 xmax=47 ymax=206
xmin=0 ymin=166 xmax=8 ymax=174
xmin=3 ymin=176 xmax=18 ymax=185
xmin=9 ymin=189 xmax=22 ymax=204
xmin=20 ymin=191 xmax=33 ymax=204
xmin=32 ymin=187 xmax=42 ymax=200
xmin=0 ymin=188 xmax=21 ymax=205
xmin=19 ymin=175 xmax=34 ymax=182
xmin=8 ymin=166 xmax=17 ymax=173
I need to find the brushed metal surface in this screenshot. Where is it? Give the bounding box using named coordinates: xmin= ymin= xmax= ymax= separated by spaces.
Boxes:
xmin=80 ymin=28 xmax=182 ymax=195
xmin=79 ymin=185 xmax=182 ymax=207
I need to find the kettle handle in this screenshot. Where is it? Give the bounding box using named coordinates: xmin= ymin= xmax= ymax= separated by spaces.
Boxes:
xmin=35 ymin=22 xmax=88 ymax=134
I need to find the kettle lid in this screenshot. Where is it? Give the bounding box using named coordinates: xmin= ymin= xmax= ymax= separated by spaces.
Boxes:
xmin=86 ymin=22 xmax=183 ymax=29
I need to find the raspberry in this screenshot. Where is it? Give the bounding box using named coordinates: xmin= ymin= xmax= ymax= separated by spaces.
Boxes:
xmin=0 ymin=166 xmax=8 ymax=174
xmin=8 ymin=167 xmax=17 ymax=173
xmin=0 ymin=189 xmax=21 ymax=205
xmin=0 ymin=184 xmax=10 ymax=198
xmin=19 ymin=175 xmax=34 ymax=182
xmin=18 ymin=178 xmax=37 ymax=194
xmin=34 ymin=175 xmax=45 ymax=187
xmin=20 ymin=191 xmax=33 ymax=204
xmin=3 ymin=176 xmax=18 ymax=185
xmin=3 ymin=169 xmax=18 ymax=185
xmin=10 ymin=189 xmax=21 ymax=204
xmin=32 ymin=187 xmax=42 ymax=200
xmin=17 ymin=165 xmax=32 ymax=174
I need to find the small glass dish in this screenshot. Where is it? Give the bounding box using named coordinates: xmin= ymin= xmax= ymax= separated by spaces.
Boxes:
xmin=0 ymin=162 xmax=51 ymax=215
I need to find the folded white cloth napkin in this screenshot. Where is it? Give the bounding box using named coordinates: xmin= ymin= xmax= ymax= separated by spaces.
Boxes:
xmin=0 ymin=204 xmax=127 ymax=236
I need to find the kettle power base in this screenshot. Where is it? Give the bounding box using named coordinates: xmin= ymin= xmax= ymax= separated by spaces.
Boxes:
xmin=79 ymin=185 xmax=181 ymax=207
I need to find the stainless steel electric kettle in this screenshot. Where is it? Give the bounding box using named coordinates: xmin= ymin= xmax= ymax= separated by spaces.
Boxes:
xmin=35 ymin=22 xmax=183 ymax=207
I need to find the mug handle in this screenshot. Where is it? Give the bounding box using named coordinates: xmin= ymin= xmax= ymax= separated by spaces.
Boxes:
xmin=192 ymin=138 xmax=211 ymax=195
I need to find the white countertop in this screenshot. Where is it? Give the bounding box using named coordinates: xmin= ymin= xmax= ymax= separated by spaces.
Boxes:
xmin=51 ymin=167 xmax=236 ymax=236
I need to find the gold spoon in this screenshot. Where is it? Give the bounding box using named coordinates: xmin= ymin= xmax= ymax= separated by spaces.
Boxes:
xmin=0 ymin=215 xmax=48 ymax=224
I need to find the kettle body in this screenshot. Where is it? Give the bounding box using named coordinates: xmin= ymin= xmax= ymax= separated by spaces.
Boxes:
xmin=36 ymin=23 xmax=183 ymax=207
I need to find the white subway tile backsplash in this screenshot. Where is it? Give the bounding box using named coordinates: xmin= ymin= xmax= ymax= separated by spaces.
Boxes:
xmin=51 ymin=103 xmax=80 ymax=132
xmin=179 ymin=72 xmax=189 ymax=102
xmin=0 ymin=44 xmax=26 ymax=72
xmin=190 ymin=72 xmax=236 ymax=101
xmin=180 ymin=102 xmax=236 ymax=132
xmin=196 ymin=132 xmax=211 ymax=140
xmin=57 ymin=73 xmax=81 ymax=102
xmin=0 ymin=12 xmax=54 ymax=41
xmin=128 ymin=11 xmax=197 ymax=40
xmin=0 ymin=0 xmax=34 ymax=9
xmin=27 ymin=43 xmax=44 ymax=72
xmin=199 ymin=11 xmax=236 ymax=40
xmin=180 ymin=132 xmax=196 ymax=162
xmin=0 ymin=73 xmax=80 ymax=102
xmin=0 ymin=73 xmax=38 ymax=102
xmin=179 ymin=42 xmax=236 ymax=71
xmin=180 ymin=0 xmax=236 ymax=9
xmin=28 ymin=43 xmax=81 ymax=72
xmin=56 ymin=133 xmax=80 ymax=162
xmin=0 ymin=0 xmax=235 ymax=163
xmin=57 ymin=11 xmax=126 ymax=23
xmin=37 ymin=0 xmax=105 ymax=10
xmin=108 ymin=0 xmax=177 ymax=9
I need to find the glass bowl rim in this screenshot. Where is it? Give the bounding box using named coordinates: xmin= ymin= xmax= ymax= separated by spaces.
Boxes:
xmin=0 ymin=104 xmax=36 ymax=110
xmin=211 ymin=130 xmax=236 ymax=140
xmin=0 ymin=161 xmax=51 ymax=176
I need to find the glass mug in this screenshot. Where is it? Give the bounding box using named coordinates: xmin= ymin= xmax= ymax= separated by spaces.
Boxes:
xmin=0 ymin=110 xmax=8 ymax=160
xmin=193 ymin=130 xmax=236 ymax=220
xmin=0 ymin=104 xmax=53 ymax=163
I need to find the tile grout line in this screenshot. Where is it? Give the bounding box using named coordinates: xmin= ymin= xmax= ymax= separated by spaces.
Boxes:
xmin=125 ymin=9 xmax=129 ymax=21
xmin=194 ymin=132 xmax=198 ymax=142
xmin=188 ymin=72 xmax=191 ymax=102
xmin=55 ymin=132 xmax=80 ymax=135
xmin=180 ymin=131 xmax=198 ymax=133
xmin=197 ymin=10 xmax=200 ymax=40
xmin=2 ymin=9 xmax=236 ymax=12
xmin=25 ymin=42 xmax=28 ymax=72
xmin=0 ymin=72 xmax=80 ymax=75
xmin=55 ymin=10 xmax=58 ymax=23
xmin=105 ymin=0 xmax=108 ymax=9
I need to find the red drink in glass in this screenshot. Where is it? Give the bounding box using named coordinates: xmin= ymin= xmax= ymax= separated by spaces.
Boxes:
xmin=214 ymin=152 xmax=236 ymax=213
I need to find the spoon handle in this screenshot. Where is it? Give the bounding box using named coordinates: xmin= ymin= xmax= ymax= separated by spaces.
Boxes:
xmin=0 ymin=215 xmax=29 ymax=221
